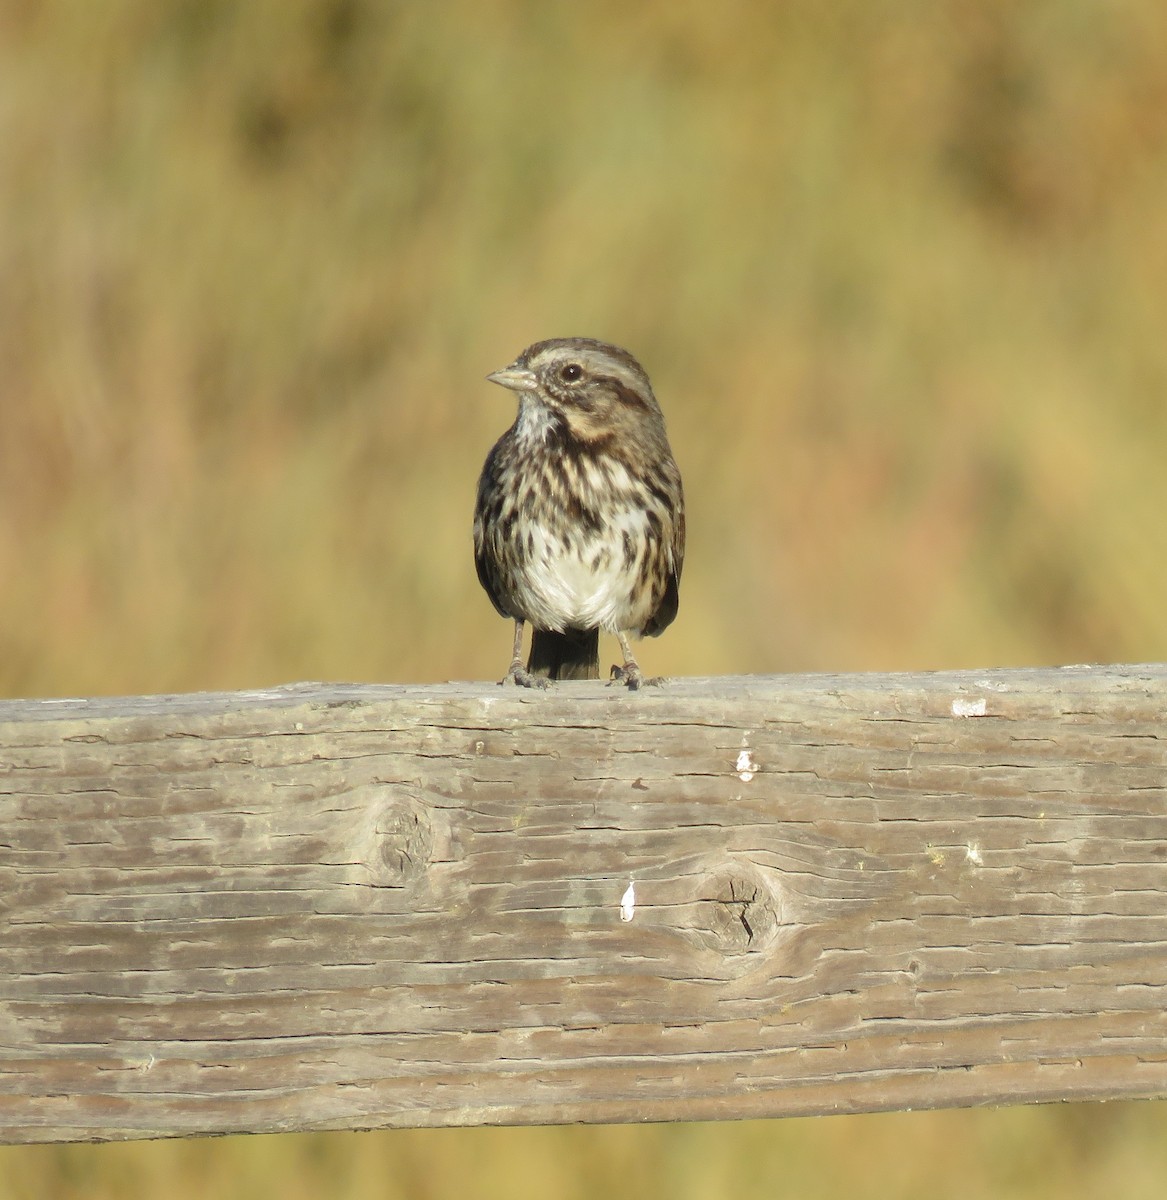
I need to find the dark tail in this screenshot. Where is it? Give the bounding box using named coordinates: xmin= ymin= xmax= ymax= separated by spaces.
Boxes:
xmin=527 ymin=628 xmax=600 ymax=681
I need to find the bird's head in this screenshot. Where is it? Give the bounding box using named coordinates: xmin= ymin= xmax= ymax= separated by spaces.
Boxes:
xmin=487 ymin=338 xmax=665 ymax=447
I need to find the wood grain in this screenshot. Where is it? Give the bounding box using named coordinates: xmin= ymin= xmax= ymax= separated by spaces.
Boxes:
xmin=1 ymin=665 xmax=1165 ymax=1143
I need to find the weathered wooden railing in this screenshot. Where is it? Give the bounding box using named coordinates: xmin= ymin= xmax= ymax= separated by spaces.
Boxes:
xmin=1 ymin=664 xmax=1165 ymax=1143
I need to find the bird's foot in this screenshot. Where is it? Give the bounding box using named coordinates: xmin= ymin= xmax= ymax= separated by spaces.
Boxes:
xmin=500 ymin=662 xmax=552 ymax=689
xmin=608 ymin=663 xmax=665 ymax=691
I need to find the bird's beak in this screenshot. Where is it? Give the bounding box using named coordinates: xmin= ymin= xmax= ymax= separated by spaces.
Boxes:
xmin=486 ymin=364 xmax=538 ymax=393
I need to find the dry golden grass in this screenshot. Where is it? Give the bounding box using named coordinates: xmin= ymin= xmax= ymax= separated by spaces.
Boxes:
xmin=6 ymin=1107 xmax=1167 ymax=1200
xmin=2 ymin=0 xmax=1166 ymax=1194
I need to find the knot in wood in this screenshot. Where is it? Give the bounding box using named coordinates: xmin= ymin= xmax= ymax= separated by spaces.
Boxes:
xmin=696 ymin=864 xmax=782 ymax=956
xmin=364 ymin=790 xmax=434 ymax=885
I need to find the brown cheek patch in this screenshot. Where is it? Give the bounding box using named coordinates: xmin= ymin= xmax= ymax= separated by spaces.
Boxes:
xmin=562 ymin=409 xmax=616 ymax=448
xmin=609 ymin=378 xmax=653 ymax=411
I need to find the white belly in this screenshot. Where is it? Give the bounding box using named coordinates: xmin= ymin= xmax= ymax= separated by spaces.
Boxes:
xmin=512 ymin=511 xmax=654 ymax=634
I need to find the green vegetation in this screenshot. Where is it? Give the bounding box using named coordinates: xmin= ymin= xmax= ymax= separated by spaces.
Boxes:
xmin=1 ymin=1 xmax=1165 ymax=1194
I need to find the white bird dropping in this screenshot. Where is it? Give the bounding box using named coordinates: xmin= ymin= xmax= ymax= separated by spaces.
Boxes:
xmin=620 ymin=881 xmax=636 ymax=922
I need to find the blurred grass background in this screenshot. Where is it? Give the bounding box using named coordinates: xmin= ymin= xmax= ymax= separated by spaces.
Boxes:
xmin=1 ymin=0 xmax=1166 ymax=1195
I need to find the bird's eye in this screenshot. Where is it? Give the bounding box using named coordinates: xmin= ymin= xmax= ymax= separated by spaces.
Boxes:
xmin=560 ymin=363 xmax=583 ymax=382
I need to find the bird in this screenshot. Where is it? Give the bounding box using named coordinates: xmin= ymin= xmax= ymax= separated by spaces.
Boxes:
xmin=473 ymin=337 xmax=685 ymax=690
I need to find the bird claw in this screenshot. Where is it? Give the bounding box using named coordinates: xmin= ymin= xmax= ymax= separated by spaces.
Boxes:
xmin=500 ymin=664 xmax=552 ymax=689
xmin=608 ymin=664 xmax=665 ymax=690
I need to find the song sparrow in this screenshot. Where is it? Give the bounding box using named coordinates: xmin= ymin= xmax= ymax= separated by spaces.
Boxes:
xmin=473 ymin=338 xmax=685 ymax=689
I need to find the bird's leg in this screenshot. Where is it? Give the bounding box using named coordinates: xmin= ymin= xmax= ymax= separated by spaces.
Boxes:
xmin=500 ymin=619 xmax=550 ymax=688
xmin=609 ymin=631 xmax=664 ymax=690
